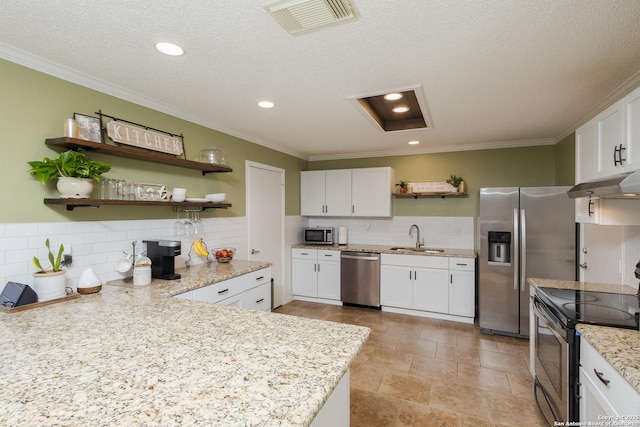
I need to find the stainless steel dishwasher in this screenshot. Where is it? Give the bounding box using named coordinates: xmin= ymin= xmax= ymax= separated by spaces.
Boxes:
xmin=340 ymin=251 xmax=381 ymax=308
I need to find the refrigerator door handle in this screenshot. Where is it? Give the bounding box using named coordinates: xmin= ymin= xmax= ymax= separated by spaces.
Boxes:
xmin=513 ymin=208 xmax=519 ymax=290
xmin=520 ymin=209 xmax=526 ymax=292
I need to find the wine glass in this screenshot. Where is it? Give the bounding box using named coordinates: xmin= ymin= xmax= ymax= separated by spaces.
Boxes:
xmin=174 ymin=213 xmax=185 ymax=236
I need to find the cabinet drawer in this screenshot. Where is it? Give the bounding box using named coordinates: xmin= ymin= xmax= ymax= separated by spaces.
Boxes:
xmin=244 ymin=267 xmax=272 ymax=287
xmin=292 ymin=248 xmax=317 ymax=259
xmin=580 ymin=337 xmax=639 ymax=413
xmin=449 ymin=257 xmax=475 ymax=271
xmin=318 ymin=250 xmax=340 ymax=261
xmin=381 ymin=253 xmax=448 ymax=269
xmin=244 ymin=282 xmax=271 ymax=311
xmin=192 ymin=276 xmax=245 ymax=304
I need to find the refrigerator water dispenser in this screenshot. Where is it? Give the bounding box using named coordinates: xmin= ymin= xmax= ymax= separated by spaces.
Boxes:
xmin=488 ymin=231 xmax=511 ymax=263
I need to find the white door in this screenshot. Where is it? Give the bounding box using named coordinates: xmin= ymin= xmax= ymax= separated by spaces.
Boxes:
xmin=247 ymin=161 xmax=285 ymax=308
xmin=579 ymin=223 xmax=623 ymax=284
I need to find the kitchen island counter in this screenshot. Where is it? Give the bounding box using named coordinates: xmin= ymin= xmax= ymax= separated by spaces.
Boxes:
xmin=0 ymin=260 xmax=370 ymax=426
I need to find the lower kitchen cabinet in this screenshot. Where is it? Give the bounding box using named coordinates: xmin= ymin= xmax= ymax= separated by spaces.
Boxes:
xmin=292 ymin=248 xmax=341 ymax=303
xmin=579 ymin=337 xmax=640 ymax=422
xmin=174 ymin=267 xmax=272 ymax=311
xmin=380 ymin=253 xmax=475 ymax=323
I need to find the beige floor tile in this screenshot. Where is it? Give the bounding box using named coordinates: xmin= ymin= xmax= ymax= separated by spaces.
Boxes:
xmin=356 ymin=344 xmax=414 ymax=374
xmin=430 ymin=383 xmax=492 ymax=420
xmin=479 ymin=349 xmax=527 ymax=374
xmin=395 ymin=335 xmax=438 ymax=357
xmin=351 ymin=388 xmax=402 ymax=426
xmin=457 ymin=363 xmax=511 ymax=393
xmin=409 ymin=355 xmax=458 ymax=382
xmin=350 ymin=360 xmax=384 ymax=393
xmin=436 ymin=343 xmax=481 ymax=366
xmin=378 ymin=373 xmax=433 ymax=404
xmin=506 ymin=371 xmax=535 ymax=399
xmin=419 ymin=326 xmax=458 ymax=345
xmin=485 ymin=390 xmax=548 ymax=426
xmin=397 ymin=400 xmax=462 ymax=427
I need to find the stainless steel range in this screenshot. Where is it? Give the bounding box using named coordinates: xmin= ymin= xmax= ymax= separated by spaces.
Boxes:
xmin=532 ymin=287 xmax=640 ymax=424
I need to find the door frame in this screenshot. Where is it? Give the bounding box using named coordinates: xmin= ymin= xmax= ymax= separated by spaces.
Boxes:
xmin=246 ymin=160 xmax=285 ymax=308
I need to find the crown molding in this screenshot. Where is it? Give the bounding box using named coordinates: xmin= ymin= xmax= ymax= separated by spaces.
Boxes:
xmin=0 ymin=43 xmax=308 ymax=160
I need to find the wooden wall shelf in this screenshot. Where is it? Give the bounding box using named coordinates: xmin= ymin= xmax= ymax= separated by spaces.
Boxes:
xmin=393 ymin=192 xmax=468 ymax=199
xmin=44 ymin=198 xmax=232 ymax=211
xmin=45 ymin=137 xmax=232 ymax=175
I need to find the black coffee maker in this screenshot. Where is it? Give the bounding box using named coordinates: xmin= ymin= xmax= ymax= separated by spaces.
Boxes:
xmin=144 ymin=240 xmax=181 ymax=280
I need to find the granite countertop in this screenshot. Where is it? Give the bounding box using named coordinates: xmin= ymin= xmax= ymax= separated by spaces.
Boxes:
xmin=577 ymin=324 xmax=640 ymax=394
xmin=0 ymin=260 xmax=370 ymax=426
xmin=528 ymin=278 xmax=640 ymax=395
xmin=292 ymin=243 xmax=476 ymax=258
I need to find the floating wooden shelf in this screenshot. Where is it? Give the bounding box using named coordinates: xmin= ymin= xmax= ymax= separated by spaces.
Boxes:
xmin=44 ymin=198 xmax=232 ymax=211
xmin=393 ymin=192 xmax=468 ymax=199
xmin=45 ymin=137 xmax=232 ymax=175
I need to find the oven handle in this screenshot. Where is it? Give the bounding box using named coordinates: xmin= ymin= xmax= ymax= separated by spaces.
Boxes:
xmin=533 ymin=296 xmax=566 ymax=340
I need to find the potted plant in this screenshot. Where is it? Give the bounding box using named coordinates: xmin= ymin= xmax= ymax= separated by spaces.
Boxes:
xmin=395 ymin=180 xmax=409 ymax=194
xmin=32 ymin=239 xmax=67 ymax=301
xmin=27 ymin=149 xmax=111 ymax=198
xmin=446 ymin=175 xmax=464 ymax=193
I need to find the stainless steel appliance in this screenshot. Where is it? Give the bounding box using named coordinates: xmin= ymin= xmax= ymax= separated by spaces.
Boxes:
xmin=340 ymin=251 xmax=380 ymax=308
xmin=144 ymin=239 xmax=181 ymax=280
xmin=303 ymin=227 xmax=334 ymax=245
xmin=478 ymin=187 xmax=576 ymax=337
xmin=532 ymin=287 xmax=640 ymax=424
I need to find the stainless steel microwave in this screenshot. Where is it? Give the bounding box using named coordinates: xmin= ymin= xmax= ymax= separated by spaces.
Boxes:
xmin=303 ymin=227 xmax=334 ymax=245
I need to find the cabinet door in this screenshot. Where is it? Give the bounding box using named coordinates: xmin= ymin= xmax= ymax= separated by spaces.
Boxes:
xmin=597 ymin=100 xmax=625 ymax=178
xmin=217 ymin=294 xmax=243 ymax=308
xmin=380 ymin=265 xmax=412 ymax=308
xmin=192 ymin=276 xmax=244 ymax=304
xmin=351 ymin=167 xmax=392 ymax=217
xmin=292 ymin=258 xmax=318 ymax=297
xmin=413 ymin=267 xmax=449 ymax=313
xmin=624 ymin=85 xmax=640 ymax=172
xmin=301 ymin=171 xmax=326 ymax=216
xmin=579 ymin=366 xmax=617 ymax=422
xmin=449 ymin=270 xmax=475 ymax=317
xmin=576 ymin=120 xmax=598 ymax=184
xmin=324 ymin=169 xmax=352 ymax=216
xmin=317 ymin=260 xmax=340 ymax=300
xmin=243 ymin=282 xmax=271 ymax=311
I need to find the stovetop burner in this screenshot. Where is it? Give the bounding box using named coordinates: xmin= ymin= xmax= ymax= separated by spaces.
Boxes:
xmin=536 ymin=287 xmax=640 ymax=329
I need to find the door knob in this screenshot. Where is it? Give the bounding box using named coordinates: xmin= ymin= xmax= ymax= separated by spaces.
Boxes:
xmin=579 ymin=262 xmax=588 ymax=269
xmin=251 ymin=249 xmax=261 ymax=255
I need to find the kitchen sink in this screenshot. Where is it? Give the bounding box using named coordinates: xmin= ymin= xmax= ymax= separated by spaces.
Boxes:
xmin=389 ymin=246 xmax=445 ymax=253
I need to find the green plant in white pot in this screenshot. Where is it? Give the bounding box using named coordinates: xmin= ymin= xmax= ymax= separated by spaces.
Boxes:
xmin=32 ymin=239 xmax=67 ymax=301
xmin=27 ymin=149 xmax=111 ymax=198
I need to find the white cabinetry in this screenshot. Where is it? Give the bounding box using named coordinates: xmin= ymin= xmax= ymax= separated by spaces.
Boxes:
xmin=300 ymin=167 xmax=393 ymax=217
xmin=380 ymin=253 xmax=475 ymax=323
xmin=292 ymin=248 xmax=341 ymax=303
xmin=579 ymin=338 xmax=640 ymax=423
xmin=300 ymin=169 xmax=352 ymax=216
xmin=174 ymin=267 xmax=272 ymax=312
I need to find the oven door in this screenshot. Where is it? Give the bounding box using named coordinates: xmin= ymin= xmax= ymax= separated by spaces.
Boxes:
xmin=533 ymin=296 xmax=570 ymax=424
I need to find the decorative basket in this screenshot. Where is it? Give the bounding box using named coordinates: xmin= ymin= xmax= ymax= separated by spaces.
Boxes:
xmin=213 ymin=247 xmax=235 ymax=263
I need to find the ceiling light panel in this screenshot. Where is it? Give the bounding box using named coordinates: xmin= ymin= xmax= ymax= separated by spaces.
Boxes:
xmin=265 ymin=0 xmax=359 ymax=34
xmin=355 ymin=89 xmax=431 ymax=132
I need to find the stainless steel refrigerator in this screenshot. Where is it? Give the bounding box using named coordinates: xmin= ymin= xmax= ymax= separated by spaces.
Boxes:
xmin=478 ymin=187 xmax=576 ymax=337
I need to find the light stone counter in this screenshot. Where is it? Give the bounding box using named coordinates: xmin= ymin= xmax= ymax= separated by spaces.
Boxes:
xmin=0 ymin=260 xmax=370 ymax=426
xmin=528 ymin=278 xmax=639 ymax=394
xmin=292 ymin=243 xmax=476 ymax=258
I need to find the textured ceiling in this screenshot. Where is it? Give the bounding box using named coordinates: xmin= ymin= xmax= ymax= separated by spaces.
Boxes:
xmin=2 ymin=0 xmax=640 ymax=160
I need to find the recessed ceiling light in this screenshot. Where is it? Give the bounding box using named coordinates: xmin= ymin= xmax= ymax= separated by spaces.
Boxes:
xmin=258 ymin=101 xmax=275 ymax=109
xmin=384 ymin=93 xmax=403 ymax=101
xmin=154 ymin=42 xmax=185 ymax=56
xmin=408 ymin=140 xmax=420 ymax=145
xmin=392 ymin=106 xmax=409 ymax=113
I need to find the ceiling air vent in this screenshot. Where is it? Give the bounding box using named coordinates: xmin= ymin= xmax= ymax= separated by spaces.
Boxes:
xmin=264 ymin=0 xmax=359 ymax=34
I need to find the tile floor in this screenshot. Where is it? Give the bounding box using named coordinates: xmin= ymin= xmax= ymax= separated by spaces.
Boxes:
xmin=274 ymin=300 xmax=548 ymax=427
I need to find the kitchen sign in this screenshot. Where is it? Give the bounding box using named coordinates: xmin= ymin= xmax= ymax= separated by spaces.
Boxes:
xmin=106 ymin=121 xmax=184 ymax=156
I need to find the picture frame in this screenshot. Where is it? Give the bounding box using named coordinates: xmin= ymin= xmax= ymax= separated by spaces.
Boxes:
xmin=74 ymin=113 xmax=102 ymax=143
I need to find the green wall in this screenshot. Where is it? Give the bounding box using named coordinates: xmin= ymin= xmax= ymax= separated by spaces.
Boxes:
xmin=310 ymin=142 xmax=574 ymax=217
xmin=0 ymin=59 xmax=306 ymax=223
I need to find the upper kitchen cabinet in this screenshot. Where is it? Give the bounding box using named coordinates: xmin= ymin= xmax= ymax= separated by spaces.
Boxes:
xmin=300 ymin=169 xmax=352 ymax=216
xmin=300 ymin=167 xmax=393 ymax=217
xmin=576 ymin=86 xmax=640 ymax=184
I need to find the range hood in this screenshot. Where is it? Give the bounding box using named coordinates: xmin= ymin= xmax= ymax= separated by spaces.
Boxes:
xmin=567 ymin=171 xmax=640 ymax=198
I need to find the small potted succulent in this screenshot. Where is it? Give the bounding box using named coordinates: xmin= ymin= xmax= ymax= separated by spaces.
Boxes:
xmin=32 ymin=239 xmax=67 ymax=301
xmin=27 ymin=149 xmax=111 ymax=198
xmin=395 ymin=180 xmax=409 ymax=194
xmin=446 ymin=175 xmax=464 ymax=193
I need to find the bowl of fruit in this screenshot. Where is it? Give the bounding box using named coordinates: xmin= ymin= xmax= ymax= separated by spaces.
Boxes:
xmin=214 ymin=247 xmax=235 ymax=263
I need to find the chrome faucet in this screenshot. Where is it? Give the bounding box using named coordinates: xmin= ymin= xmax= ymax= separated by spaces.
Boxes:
xmin=409 ymin=224 xmax=424 ymax=249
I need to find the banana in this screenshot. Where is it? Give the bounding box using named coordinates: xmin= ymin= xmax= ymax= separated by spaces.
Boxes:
xmin=193 ymin=238 xmax=209 ymax=257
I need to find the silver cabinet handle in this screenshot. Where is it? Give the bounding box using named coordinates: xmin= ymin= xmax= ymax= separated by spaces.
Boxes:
xmin=218 ymin=289 xmax=229 ymax=294
xmin=251 ymin=249 xmax=260 ymax=254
